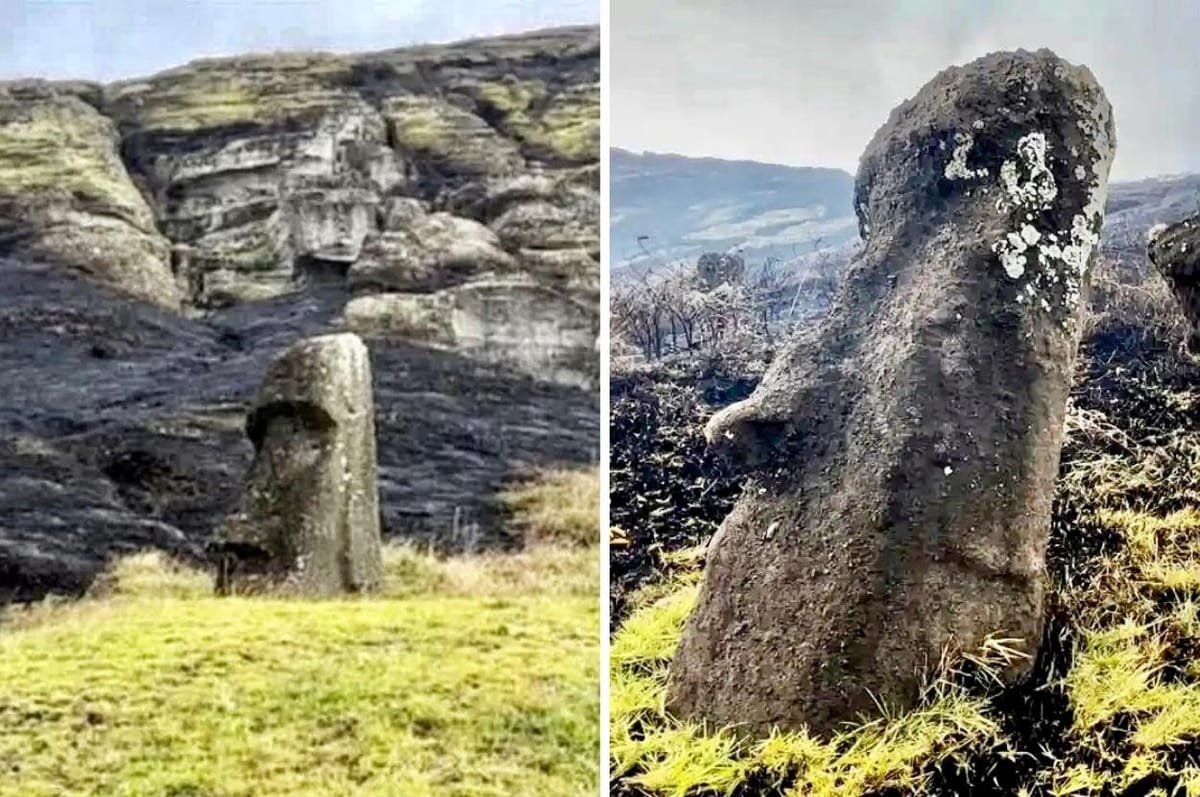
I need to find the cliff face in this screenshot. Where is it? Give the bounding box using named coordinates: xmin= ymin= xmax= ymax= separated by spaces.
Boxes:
xmin=0 ymin=25 xmax=599 ymax=382
xmin=0 ymin=26 xmax=599 ymax=602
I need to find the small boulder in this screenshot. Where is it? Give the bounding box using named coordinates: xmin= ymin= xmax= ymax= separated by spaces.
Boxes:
xmin=1147 ymin=214 xmax=1200 ymax=352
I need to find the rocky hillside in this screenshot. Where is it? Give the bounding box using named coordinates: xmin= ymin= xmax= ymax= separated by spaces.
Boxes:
xmin=0 ymin=25 xmax=599 ymax=602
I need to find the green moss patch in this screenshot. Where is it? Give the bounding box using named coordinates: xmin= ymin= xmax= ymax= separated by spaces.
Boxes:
xmin=104 ymin=54 xmax=354 ymax=133
xmin=0 ymin=96 xmax=155 ymax=226
xmin=383 ymin=94 xmax=523 ymax=176
xmin=475 ymin=80 xmax=598 ymax=164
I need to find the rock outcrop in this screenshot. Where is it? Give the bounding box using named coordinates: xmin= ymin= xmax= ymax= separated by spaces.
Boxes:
xmin=0 ymin=81 xmax=181 ymax=308
xmin=0 ymin=26 xmax=599 ymax=604
xmin=1147 ymin=214 xmax=1200 ymax=352
xmin=345 ymin=275 xmax=596 ymax=387
xmin=666 ymin=49 xmax=1115 ymax=736
xmin=695 ymin=252 xmax=745 ymax=288
xmin=215 ymin=334 xmax=382 ymax=595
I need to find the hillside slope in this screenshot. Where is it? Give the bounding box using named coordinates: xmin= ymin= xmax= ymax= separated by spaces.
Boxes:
xmin=0 ymin=26 xmax=599 ymax=602
xmin=611 ymin=149 xmax=1200 ymax=281
xmin=610 ymin=148 xmax=856 ymax=276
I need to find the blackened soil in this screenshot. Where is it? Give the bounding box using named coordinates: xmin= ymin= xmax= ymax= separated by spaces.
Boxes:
xmin=608 ymin=357 xmax=755 ymax=624
xmin=0 ymin=259 xmax=597 ymax=602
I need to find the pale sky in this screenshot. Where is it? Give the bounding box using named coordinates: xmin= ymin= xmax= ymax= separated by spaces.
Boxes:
xmin=612 ymin=0 xmax=1200 ymax=181
xmin=0 ymin=0 xmax=598 ymax=82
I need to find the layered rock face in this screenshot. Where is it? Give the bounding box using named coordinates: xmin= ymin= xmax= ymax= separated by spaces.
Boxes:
xmin=0 ymin=82 xmax=181 ymax=308
xmin=0 ymin=26 xmax=598 ymax=603
xmin=0 ymin=25 xmax=598 ymax=386
xmin=215 ymin=333 xmax=382 ymax=595
xmin=666 ymin=50 xmax=1115 ymax=737
xmin=1147 ymin=214 xmax=1200 ymax=352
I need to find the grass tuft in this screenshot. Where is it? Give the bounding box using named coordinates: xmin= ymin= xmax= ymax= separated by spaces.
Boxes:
xmin=499 ymin=467 xmax=600 ymax=547
xmin=609 ymin=583 xmax=1000 ymax=797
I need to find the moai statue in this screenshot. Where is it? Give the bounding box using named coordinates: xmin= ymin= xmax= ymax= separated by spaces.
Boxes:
xmin=667 ymin=49 xmax=1115 ymax=737
xmin=214 ymin=333 xmax=383 ymax=596
xmin=1147 ymin=214 xmax=1200 ymax=353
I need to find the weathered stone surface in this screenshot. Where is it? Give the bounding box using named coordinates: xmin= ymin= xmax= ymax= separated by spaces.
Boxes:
xmin=0 ymin=82 xmax=181 ymax=308
xmin=1147 ymin=214 xmax=1200 ymax=351
xmin=696 ymin=252 xmax=745 ymax=288
xmin=123 ymin=97 xmax=406 ymax=307
xmin=482 ymin=171 xmax=599 ymax=253
xmin=214 ymin=333 xmax=382 ymax=595
xmin=344 ymin=276 xmax=597 ymax=388
xmin=92 ymin=26 xmax=598 ymax=312
xmin=666 ymin=49 xmax=1115 ymax=736
xmin=348 ymin=210 xmax=517 ymax=293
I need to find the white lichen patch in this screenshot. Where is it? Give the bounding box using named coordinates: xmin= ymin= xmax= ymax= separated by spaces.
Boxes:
xmin=991 ymin=132 xmax=1057 ymax=279
xmin=943 ymin=132 xmax=989 ymax=181
xmin=989 ymin=97 xmax=1114 ymax=319
xmin=996 ymin=132 xmax=1057 ymax=211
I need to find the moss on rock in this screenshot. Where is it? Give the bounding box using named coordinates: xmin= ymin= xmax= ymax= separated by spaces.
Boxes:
xmin=475 ymin=80 xmax=599 ymax=164
xmin=104 ymin=52 xmax=354 ymax=133
xmin=0 ymin=87 xmax=179 ymax=307
xmin=383 ymin=94 xmax=524 ymax=177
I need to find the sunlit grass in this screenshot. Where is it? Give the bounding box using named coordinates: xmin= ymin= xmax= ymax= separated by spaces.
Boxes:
xmin=498 ymin=467 xmax=600 ymax=548
xmin=609 ymin=584 xmax=1000 ymax=797
xmin=0 ymin=536 xmax=599 ymax=797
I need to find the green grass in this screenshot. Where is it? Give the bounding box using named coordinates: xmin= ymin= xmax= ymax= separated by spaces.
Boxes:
xmin=0 ymin=540 xmax=599 ymax=797
xmin=609 ymin=583 xmax=1001 ymax=797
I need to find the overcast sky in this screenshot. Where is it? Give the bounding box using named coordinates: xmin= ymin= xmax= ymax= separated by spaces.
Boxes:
xmin=613 ymin=0 xmax=1200 ymax=181
xmin=0 ymin=0 xmax=597 ymax=82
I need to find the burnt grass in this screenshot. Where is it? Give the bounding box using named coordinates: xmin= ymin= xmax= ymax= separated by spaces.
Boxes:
xmin=609 ymin=321 xmax=1200 ymax=796
xmin=609 ymin=356 xmax=757 ymax=624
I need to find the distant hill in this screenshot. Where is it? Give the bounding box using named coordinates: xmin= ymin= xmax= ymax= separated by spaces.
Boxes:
xmin=611 ymin=148 xmax=1200 ymax=280
xmin=1103 ymin=174 xmax=1200 ymax=254
xmin=610 ymin=148 xmax=856 ymax=277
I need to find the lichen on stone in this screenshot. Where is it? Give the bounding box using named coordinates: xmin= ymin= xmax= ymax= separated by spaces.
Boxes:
xmin=988 ymin=99 xmax=1112 ymax=318
xmin=996 ymin=132 xmax=1057 ymax=211
xmin=943 ymin=131 xmax=988 ymax=181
